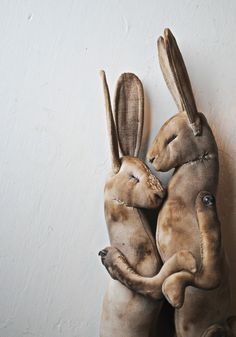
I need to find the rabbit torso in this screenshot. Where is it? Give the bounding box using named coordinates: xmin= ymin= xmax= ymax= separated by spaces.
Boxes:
xmin=100 ymin=201 xmax=162 ymax=337
xmin=105 ymin=201 xmax=161 ymax=276
xmin=157 ymin=155 xmax=218 ymax=264
xmin=157 ymin=153 xmax=232 ymax=337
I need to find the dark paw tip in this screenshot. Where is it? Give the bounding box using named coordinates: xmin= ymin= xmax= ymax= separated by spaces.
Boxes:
xmin=202 ymin=194 xmax=215 ymax=207
xmin=98 ymin=249 xmax=107 ymax=257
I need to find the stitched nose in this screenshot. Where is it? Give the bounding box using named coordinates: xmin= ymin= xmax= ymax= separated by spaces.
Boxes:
xmin=149 ymin=156 xmax=156 ymax=163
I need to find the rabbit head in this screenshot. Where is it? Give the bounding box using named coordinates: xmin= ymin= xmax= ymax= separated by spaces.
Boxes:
xmin=147 ymin=29 xmax=218 ymax=172
xmin=101 ymin=71 xmax=165 ymax=208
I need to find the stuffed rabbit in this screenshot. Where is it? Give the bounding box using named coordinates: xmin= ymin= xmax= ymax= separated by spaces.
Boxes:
xmin=99 ymin=71 xmax=197 ymax=337
xmin=99 ymin=31 xmax=235 ymax=337
xmin=147 ymin=28 xmax=235 ymax=337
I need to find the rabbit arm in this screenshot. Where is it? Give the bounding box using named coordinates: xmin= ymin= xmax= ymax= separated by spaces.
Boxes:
xmin=162 ymin=191 xmax=222 ymax=308
xmin=196 ymin=191 xmax=222 ymax=285
xmin=98 ymin=246 xmax=196 ymax=300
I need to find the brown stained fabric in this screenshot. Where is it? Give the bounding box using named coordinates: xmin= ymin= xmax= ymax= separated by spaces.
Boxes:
xmin=99 ymin=71 xmax=199 ymax=337
xmin=99 ymin=71 xmax=164 ymax=337
xmin=147 ymin=109 xmax=233 ymax=337
xmin=114 ymin=73 xmax=144 ymax=157
xmin=100 ymin=108 xmax=233 ymax=337
xmin=99 ymin=30 xmax=235 ymax=337
xmin=152 ymin=31 xmax=233 ymax=334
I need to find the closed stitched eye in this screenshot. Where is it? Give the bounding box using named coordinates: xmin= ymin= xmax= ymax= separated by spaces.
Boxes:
xmin=130 ymin=174 xmax=140 ymax=183
xmin=166 ymin=134 xmax=177 ymax=145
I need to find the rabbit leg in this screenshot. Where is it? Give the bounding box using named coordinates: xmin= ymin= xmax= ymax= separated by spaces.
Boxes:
xmin=99 ymin=246 xmax=196 ymax=300
xmin=162 ymin=191 xmax=222 ymax=308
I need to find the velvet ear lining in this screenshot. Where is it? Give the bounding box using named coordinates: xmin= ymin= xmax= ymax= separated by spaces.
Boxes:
xmin=114 ymin=73 xmax=144 ymax=157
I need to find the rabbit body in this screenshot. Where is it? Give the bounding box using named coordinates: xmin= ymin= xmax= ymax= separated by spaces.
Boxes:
xmin=100 ymin=183 xmax=163 ymax=337
xmin=151 ymin=112 xmax=231 ymax=337
xmin=99 ymin=72 xmax=165 ymax=337
xmin=155 ymin=113 xmax=219 ymax=265
xmin=147 ymin=29 xmax=233 ymax=336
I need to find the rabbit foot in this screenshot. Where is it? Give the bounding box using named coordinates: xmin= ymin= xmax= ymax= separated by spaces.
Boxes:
xmin=162 ymin=276 xmax=184 ymax=309
xmin=98 ymin=246 xmax=127 ymax=280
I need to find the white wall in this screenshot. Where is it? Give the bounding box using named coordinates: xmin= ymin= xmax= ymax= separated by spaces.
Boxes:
xmin=0 ymin=1 xmax=235 ymax=336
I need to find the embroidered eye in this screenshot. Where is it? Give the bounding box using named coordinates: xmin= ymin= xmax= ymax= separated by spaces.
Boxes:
xmin=166 ymin=134 xmax=177 ymax=145
xmin=202 ymin=194 xmax=215 ymax=207
xmin=130 ymin=174 xmax=140 ymax=183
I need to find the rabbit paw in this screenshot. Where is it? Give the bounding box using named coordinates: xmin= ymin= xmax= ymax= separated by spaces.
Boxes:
xmin=98 ymin=246 xmax=126 ymax=280
xmin=162 ymin=276 xmax=185 ymax=309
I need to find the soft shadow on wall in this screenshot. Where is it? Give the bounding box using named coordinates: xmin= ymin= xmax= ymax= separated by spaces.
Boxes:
xmin=217 ymin=137 xmax=236 ymax=314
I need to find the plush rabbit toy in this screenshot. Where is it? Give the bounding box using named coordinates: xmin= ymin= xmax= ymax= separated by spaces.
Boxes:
xmin=147 ymin=28 xmax=235 ymax=337
xmin=99 ymin=31 xmax=235 ymax=337
xmin=99 ymin=71 xmax=197 ymax=337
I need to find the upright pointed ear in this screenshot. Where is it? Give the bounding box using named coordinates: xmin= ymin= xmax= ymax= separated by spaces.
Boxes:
xmin=100 ymin=70 xmax=121 ymax=173
xmin=158 ymin=28 xmax=201 ymax=136
xmin=114 ymin=73 xmax=144 ymax=157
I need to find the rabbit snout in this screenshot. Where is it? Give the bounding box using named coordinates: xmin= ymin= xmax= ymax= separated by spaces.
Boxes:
xmin=148 ymin=155 xmax=157 ymax=164
xmin=147 ymin=154 xmax=158 ymax=164
xmin=155 ymin=188 xmax=166 ymax=199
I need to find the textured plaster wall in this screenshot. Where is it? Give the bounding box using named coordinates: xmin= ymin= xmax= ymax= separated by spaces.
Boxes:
xmin=0 ymin=1 xmax=235 ymax=336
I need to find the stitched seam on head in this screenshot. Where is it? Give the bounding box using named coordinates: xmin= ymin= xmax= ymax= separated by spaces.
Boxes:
xmin=182 ymin=152 xmax=217 ymax=167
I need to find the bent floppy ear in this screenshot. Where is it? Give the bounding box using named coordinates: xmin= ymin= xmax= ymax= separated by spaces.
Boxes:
xmin=158 ymin=28 xmax=201 ymax=136
xmin=114 ymin=73 xmax=144 ymax=157
xmin=100 ymin=70 xmax=121 ymax=173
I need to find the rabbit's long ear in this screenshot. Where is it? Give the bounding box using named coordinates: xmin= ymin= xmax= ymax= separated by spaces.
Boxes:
xmin=100 ymin=71 xmax=121 ymax=173
xmin=158 ymin=28 xmax=201 ymax=136
xmin=114 ymin=73 xmax=144 ymax=157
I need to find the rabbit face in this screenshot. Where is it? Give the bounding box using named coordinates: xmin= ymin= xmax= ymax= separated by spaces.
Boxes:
xmin=101 ymin=71 xmax=166 ymax=208
xmin=147 ymin=111 xmax=200 ymax=172
xmin=150 ymin=29 xmax=219 ymax=172
xmin=105 ymin=156 xmax=165 ymax=209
